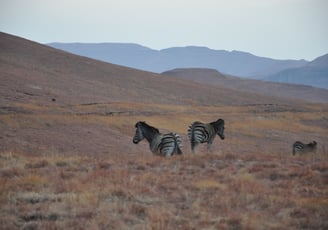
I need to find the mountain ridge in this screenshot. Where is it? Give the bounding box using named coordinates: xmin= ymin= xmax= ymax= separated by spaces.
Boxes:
xmin=265 ymin=53 xmax=328 ymax=89
xmin=47 ymin=42 xmax=309 ymax=78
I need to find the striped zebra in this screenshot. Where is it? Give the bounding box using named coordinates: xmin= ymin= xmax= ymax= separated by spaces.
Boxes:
xmin=188 ymin=119 xmax=225 ymax=153
xmin=133 ymin=121 xmax=182 ymax=156
xmin=292 ymin=141 xmax=317 ymax=155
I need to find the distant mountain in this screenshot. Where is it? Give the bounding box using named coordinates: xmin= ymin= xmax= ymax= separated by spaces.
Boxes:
xmin=47 ymin=43 xmax=308 ymax=78
xmin=265 ymin=54 xmax=328 ymax=89
xmin=162 ymin=68 xmax=328 ymax=103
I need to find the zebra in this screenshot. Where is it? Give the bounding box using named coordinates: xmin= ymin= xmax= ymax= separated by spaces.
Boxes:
xmin=188 ymin=119 xmax=225 ymax=153
xmin=133 ymin=121 xmax=182 ymax=156
xmin=292 ymin=141 xmax=317 ymax=155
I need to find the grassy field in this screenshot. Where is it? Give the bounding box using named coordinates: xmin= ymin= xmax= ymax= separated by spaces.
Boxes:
xmin=1 ymin=102 xmax=328 ymax=229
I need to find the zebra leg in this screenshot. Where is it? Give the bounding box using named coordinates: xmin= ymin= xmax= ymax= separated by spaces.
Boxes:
xmin=176 ymin=145 xmax=183 ymax=155
xmin=191 ymin=141 xmax=197 ymax=153
xmin=207 ymin=143 xmax=212 ymax=152
xmin=207 ymin=139 xmax=214 ymax=152
xmin=165 ymin=151 xmax=172 ymax=157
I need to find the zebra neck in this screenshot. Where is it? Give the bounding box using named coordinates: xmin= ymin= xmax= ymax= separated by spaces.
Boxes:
xmin=211 ymin=120 xmax=223 ymax=133
xmin=149 ymin=135 xmax=162 ymax=153
xmin=143 ymin=131 xmax=159 ymax=145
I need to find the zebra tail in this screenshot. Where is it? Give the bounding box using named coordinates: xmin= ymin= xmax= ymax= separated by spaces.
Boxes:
xmin=176 ymin=145 xmax=182 ymax=155
xmin=174 ymin=134 xmax=183 ymax=155
xmin=189 ymin=124 xmax=196 ymax=153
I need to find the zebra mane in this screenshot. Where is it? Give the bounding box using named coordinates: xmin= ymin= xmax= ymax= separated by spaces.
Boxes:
xmin=310 ymin=141 xmax=317 ymax=146
xmin=210 ymin=119 xmax=224 ymax=131
xmin=137 ymin=121 xmax=160 ymax=135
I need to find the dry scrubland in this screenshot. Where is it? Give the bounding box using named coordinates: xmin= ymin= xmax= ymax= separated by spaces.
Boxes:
xmin=1 ymin=102 xmax=328 ymax=229
xmin=1 ymin=32 xmax=328 ymax=229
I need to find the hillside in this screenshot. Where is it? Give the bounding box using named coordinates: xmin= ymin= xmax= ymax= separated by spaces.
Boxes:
xmin=1 ymin=33 xmax=328 ymax=229
xmin=2 ymin=32 xmax=288 ymax=107
xmin=1 ymin=31 xmax=306 ymax=155
xmin=47 ymin=42 xmax=308 ymax=78
xmin=265 ymin=54 xmax=328 ymax=89
xmin=162 ymin=68 xmax=328 ymax=103
xmin=1 ymin=31 xmax=326 ymax=155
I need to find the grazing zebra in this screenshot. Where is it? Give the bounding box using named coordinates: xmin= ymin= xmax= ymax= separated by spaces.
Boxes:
xmin=133 ymin=121 xmax=182 ymax=156
xmin=188 ymin=119 xmax=225 ymax=153
xmin=292 ymin=141 xmax=317 ymax=155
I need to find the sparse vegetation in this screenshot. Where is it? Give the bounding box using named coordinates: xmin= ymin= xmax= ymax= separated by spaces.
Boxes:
xmin=0 ymin=147 xmax=327 ymax=229
xmin=1 ymin=32 xmax=327 ymax=229
xmin=1 ymin=102 xmax=328 ymax=229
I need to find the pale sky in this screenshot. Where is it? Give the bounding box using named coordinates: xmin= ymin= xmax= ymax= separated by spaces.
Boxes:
xmin=1 ymin=0 xmax=327 ymax=61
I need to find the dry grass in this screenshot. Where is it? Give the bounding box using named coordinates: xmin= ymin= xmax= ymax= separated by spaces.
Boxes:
xmin=1 ymin=148 xmax=327 ymax=229
xmin=1 ymin=102 xmax=328 ymax=229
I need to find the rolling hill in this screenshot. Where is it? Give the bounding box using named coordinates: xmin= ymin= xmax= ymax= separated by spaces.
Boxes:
xmin=2 ymin=32 xmax=287 ymax=107
xmin=162 ymin=68 xmax=328 ymax=103
xmin=47 ymin=42 xmax=308 ymax=78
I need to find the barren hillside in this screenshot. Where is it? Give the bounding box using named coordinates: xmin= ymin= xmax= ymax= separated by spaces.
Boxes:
xmin=1 ymin=32 xmax=328 ymax=229
xmin=1 ymin=32 xmax=292 ymax=107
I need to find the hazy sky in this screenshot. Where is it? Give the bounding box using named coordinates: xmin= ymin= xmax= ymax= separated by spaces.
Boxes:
xmin=1 ymin=0 xmax=327 ymax=60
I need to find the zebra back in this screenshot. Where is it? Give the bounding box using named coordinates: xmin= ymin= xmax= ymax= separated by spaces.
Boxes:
xmin=188 ymin=121 xmax=217 ymax=152
xmin=134 ymin=121 xmax=182 ymax=157
xmin=152 ymin=132 xmax=183 ymax=156
xmin=188 ymin=122 xmax=214 ymax=142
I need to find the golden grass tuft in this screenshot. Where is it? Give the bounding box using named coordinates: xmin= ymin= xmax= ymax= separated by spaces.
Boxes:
xmin=21 ymin=174 xmax=48 ymax=187
xmin=193 ymin=179 xmax=226 ymax=190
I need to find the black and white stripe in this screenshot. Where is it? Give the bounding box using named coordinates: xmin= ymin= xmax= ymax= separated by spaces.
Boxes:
xmin=292 ymin=141 xmax=317 ymax=155
xmin=188 ymin=119 xmax=225 ymax=153
xmin=133 ymin=121 xmax=182 ymax=156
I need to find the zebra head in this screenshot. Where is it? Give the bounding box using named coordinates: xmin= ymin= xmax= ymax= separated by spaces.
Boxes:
xmin=133 ymin=121 xmax=145 ymax=144
xmin=213 ymin=119 xmax=225 ymax=140
xmin=310 ymin=141 xmax=318 ymax=149
xmin=133 ymin=121 xmax=160 ymax=144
